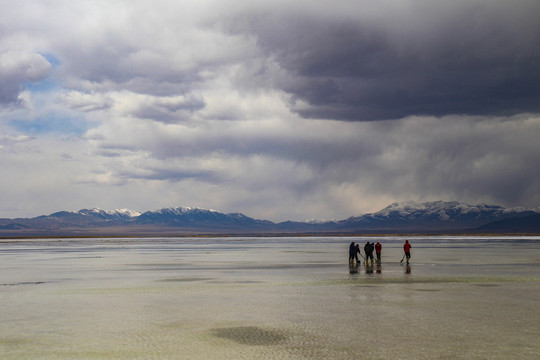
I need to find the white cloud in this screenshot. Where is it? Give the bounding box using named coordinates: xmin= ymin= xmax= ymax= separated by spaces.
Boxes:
xmin=60 ymin=91 xmax=114 ymax=112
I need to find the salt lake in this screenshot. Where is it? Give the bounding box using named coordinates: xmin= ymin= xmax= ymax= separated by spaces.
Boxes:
xmin=1 ymin=236 xmax=539 ymax=359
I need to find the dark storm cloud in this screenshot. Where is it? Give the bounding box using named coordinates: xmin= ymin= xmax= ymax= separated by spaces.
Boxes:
xmin=222 ymin=0 xmax=540 ymax=121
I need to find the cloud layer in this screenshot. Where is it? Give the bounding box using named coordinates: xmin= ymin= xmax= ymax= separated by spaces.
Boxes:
xmin=221 ymin=0 xmax=540 ymax=120
xmin=1 ymin=0 xmax=539 ymax=220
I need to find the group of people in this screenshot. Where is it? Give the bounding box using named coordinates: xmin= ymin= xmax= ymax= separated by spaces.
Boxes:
xmin=348 ymin=239 xmax=411 ymax=265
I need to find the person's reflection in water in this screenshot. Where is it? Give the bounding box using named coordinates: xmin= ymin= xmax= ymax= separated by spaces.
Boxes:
xmin=404 ymin=264 xmax=411 ymax=275
xmin=349 ymin=263 xmax=359 ymax=275
xmin=376 ymin=262 xmax=382 ymax=274
xmin=365 ymin=262 xmax=374 ymax=275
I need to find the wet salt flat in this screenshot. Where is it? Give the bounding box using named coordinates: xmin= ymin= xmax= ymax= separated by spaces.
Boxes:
xmin=1 ymin=236 xmax=540 ymax=359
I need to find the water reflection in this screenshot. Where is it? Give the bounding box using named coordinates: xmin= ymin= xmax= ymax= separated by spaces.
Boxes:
xmin=365 ymin=263 xmax=374 ymax=275
xmin=348 ymin=262 xmax=386 ymax=276
xmin=348 ymin=260 xmax=385 ymax=276
xmin=404 ymin=264 xmax=411 ymax=275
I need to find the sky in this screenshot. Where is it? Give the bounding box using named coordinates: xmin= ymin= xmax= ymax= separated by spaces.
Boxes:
xmin=1 ymin=0 xmax=539 ymax=221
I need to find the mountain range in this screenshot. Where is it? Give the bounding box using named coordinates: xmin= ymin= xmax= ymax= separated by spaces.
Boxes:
xmin=0 ymin=201 xmax=538 ymax=237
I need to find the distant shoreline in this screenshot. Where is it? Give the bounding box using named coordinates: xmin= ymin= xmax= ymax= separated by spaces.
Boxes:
xmin=1 ymin=232 xmax=539 ymax=240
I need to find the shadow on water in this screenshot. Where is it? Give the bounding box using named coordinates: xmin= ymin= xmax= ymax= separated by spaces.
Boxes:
xmin=211 ymin=326 xmax=288 ymax=346
xmin=2 ymin=281 xmax=47 ymax=286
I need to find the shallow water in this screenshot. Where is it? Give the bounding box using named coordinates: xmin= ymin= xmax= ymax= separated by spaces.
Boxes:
xmin=1 ymin=236 xmax=539 ymax=359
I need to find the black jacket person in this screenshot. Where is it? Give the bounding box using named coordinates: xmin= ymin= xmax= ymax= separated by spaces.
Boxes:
xmin=364 ymin=241 xmax=374 ymax=262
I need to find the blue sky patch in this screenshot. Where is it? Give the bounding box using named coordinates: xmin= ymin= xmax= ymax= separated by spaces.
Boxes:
xmin=26 ymin=79 xmax=60 ymax=93
xmin=39 ymin=52 xmax=61 ymax=67
xmin=9 ymin=114 xmax=88 ymax=136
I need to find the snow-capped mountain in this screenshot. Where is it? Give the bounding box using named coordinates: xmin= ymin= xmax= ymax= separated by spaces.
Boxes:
xmin=49 ymin=208 xmax=141 ymax=220
xmin=0 ymin=201 xmax=537 ymax=235
xmin=374 ymin=201 xmax=527 ymax=218
xmin=15 ymin=208 xmax=143 ymax=229
xmin=135 ymin=206 xmax=274 ymax=229
xmin=337 ymin=201 xmax=538 ymax=230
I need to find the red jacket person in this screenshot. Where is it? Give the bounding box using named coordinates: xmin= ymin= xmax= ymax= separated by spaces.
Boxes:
xmin=403 ymin=240 xmax=412 ymax=263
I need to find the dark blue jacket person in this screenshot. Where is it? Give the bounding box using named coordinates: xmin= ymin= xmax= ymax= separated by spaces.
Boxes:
xmin=349 ymin=242 xmax=357 ymax=264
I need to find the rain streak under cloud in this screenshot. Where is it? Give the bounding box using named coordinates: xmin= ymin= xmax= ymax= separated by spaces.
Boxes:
xmin=1 ymin=0 xmax=540 ymax=221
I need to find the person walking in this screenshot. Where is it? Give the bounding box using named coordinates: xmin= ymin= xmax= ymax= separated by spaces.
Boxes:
xmin=403 ymin=240 xmax=412 ymax=264
xmin=375 ymin=241 xmax=382 ymax=263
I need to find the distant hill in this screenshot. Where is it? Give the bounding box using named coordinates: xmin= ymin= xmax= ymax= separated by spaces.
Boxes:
xmin=0 ymin=201 xmax=538 ymax=236
xmin=477 ymin=213 xmax=540 ymax=233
